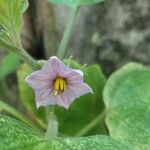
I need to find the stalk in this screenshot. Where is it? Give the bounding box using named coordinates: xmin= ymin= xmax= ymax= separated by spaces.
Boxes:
xmin=0 ymin=39 xmax=40 ymax=70
xmin=57 ymin=6 xmax=78 ymax=59
xmin=75 ymin=109 xmax=106 ymax=137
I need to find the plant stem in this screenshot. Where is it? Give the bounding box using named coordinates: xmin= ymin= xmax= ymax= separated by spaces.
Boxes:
xmin=75 ymin=109 xmax=107 ymax=137
xmin=57 ymin=6 xmax=78 ymax=59
xmin=18 ymin=48 xmax=40 ymax=70
xmin=45 ymin=106 xmax=58 ymax=138
xmin=0 ymin=39 xmax=40 ymax=70
xmin=0 ymin=100 xmax=39 ymax=130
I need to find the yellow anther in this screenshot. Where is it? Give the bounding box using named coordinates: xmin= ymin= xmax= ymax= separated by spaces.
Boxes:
xmin=54 ymin=78 xmax=59 ymax=91
xmin=63 ymin=80 xmax=67 ymax=91
xmin=54 ymin=90 xmax=58 ymax=96
xmin=54 ymin=77 xmax=67 ymax=96
xmin=60 ymin=78 xmax=64 ymax=91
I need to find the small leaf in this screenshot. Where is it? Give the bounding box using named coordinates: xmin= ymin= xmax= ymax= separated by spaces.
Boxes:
xmin=0 ymin=0 xmax=28 ymax=47
xmin=104 ymin=63 xmax=150 ymax=150
xmin=55 ymin=60 xmax=106 ymax=136
xmin=0 ymin=53 xmax=21 ymax=79
xmin=48 ymin=0 xmax=105 ymax=7
xmin=0 ymin=115 xmax=128 ymax=150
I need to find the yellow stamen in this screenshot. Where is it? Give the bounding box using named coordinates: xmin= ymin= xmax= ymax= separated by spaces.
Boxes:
xmin=54 ymin=90 xmax=58 ymax=96
xmin=60 ymin=78 xmax=64 ymax=91
xmin=54 ymin=77 xmax=67 ymax=96
xmin=63 ymin=80 xmax=67 ymax=91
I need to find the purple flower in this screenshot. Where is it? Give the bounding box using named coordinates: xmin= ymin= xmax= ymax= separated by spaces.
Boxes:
xmin=25 ymin=56 xmax=93 ymax=109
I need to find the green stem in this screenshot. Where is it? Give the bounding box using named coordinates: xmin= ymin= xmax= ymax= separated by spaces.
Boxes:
xmin=57 ymin=6 xmax=78 ymax=59
xmin=45 ymin=106 xmax=58 ymax=137
xmin=45 ymin=106 xmax=54 ymax=122
xmin=18 ymin=49 xmax=40 ymax=70
xmin=75 ymin=109 xmax=107 ymax=137
xmin=0 ymin=100 xmax=39 ymax=130
xmin=0 ymin=39 xmax=40 ymax=70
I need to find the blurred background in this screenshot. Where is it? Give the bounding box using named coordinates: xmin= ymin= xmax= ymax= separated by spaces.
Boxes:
xmin=1 ymin=0 xmax=150 ymax=74
xmin=0 ymin=0 xmax=150 ymax=135
xmin=21 ymin=0 xmax=150 ymax=75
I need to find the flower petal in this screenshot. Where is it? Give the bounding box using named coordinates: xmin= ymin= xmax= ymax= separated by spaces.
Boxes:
xmin=43 ymin=56 xmax=74 ymax=78
xmin=65 ymin=70 xmax=84 ymax=84
xmin=58 ymin=82 xmax=93 ymax=109
xmin=35 ymin=87 xmax=66 ymax=108
xmin=59 ymin=90 xmax=76 ymax=109
xmin=73 ymin=69 xmax=83 ymax=76
xmin=68 ymin=82 xmax=93 ymax=98
xmin=25 ymin=70 xmax=51 ymax=90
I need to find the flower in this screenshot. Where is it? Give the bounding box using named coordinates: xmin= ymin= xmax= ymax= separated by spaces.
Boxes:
xmin=25 ymin=56 xmax=93 ymax=109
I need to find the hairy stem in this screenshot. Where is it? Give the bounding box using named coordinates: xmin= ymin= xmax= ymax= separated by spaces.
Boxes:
xmin=18 ymin=49 xmax=40 ymax=70
xmin=0 ymin=39 xmax=40 ymax=70
xmin=57 ymin=6 xmax=78 ymax=59
xmin=75 ymin=109 xmax=107 ymax=137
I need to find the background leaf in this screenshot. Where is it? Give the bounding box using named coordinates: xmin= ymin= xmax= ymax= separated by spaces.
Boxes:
xmin=0 ymin=115 xmax=128 ymax=150
xmin=0 ymin=0 xmax=28 ymax=47
xmin=55 ymin=60 xmax=106 ymax=136
xmin=104 ymin=63 xmax=150 ymax=150
xmin=17 ymin=64 xmax=46 ymax=129
xmin=0 ymin=53 xmax=21 ymax=79
xmin=48 ymin=0 xmax=105 ymax=7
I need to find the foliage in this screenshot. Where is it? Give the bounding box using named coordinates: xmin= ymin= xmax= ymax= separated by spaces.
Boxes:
xmin=0 ymin=0 xmax=28 ymax=47
xmin=0 ymin=115 xmax=128 ymax=150
xmin=104 ymin=63 xmax=150 ymax=150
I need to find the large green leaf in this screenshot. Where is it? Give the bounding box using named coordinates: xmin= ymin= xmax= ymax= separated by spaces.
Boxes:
xmin=17 ymin=64 xmax=46 ymax=129
xmin=0 ymin=0 xmax=28 ymax=47
xmin=55 ymin=60 xmax=106 ymax=136
xmin=0 ymin=53 xmax=21 ymax=79
xmin=104 ymin=63 xmax=150 ymax=150
xmin=0 ymin=115 xmax=128 ymax=150
xmin=48 ymin=0 xmax=105 ymax=7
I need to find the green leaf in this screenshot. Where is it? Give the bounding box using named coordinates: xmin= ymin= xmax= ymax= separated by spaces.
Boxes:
xmin=17 ymin=63 xmax=46 ymax=129
xmin=104 ymin=63 xmax=150 ymax=150
xmin=55 ymin=60 xmax=106 ymax=136
xmin=0 ymin=53 xmax=21 ymax=79
xmin=48 ymin=0 xmax=105 ymax=7
xmin=0 ymin=0 xmax=28 ymax=47
xmin=0 ymin=115 xmax=128 ymax=150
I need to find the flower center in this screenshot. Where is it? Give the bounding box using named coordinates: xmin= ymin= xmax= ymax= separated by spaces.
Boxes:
xmin=54 ymin=77 xmax=67 ymax=96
